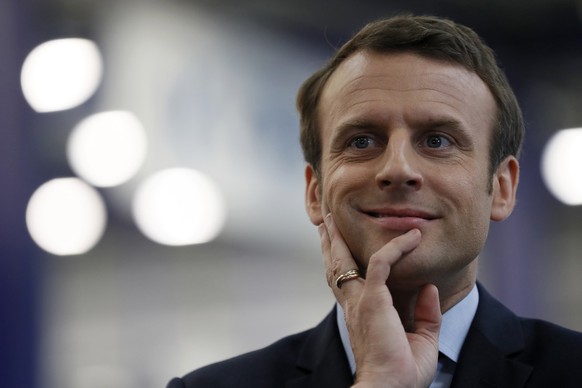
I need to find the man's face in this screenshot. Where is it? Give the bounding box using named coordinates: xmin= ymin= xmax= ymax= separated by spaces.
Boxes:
xmin=305 ymin=51 xmax=518 ymax=291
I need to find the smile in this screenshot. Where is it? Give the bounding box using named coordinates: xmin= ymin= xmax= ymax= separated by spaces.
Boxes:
xmin=365 ymin=209 xmax=437 ymax=220
xmin=362 ymin=208 xmax=438 ymax=230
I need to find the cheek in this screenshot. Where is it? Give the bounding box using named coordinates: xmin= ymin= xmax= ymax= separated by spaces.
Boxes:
xmin=433 ymin=172 xmax=493 ymax=240
xmin=436 ymin=164 xmax=490 ymax=203
xmin=324 ymin=166 xmax=370 ymax=211
xmin=321 ymin=166 xmax=346 ymax=208
xmin=448 ymin=178 xmax=493 ymax=236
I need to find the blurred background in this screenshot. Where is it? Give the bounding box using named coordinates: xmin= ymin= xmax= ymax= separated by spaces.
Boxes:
xmin=3 ymin=0 xmax=582 ymax=387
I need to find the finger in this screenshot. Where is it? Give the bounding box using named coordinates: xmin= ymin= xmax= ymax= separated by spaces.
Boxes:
xmin=320 ymin=215 xmax=363 ymax=296
xmin=409 ymin=284 xmax=441 ymax=381
xmin=413 ymin=284 xmax=441 ymax=336
xmin=364 ymin=229 xmax=422 ymax=288
xmin=318 ymin=222 xmax=345 ymax=288
xmin=317 ymin=223 xmax=333 ymax=285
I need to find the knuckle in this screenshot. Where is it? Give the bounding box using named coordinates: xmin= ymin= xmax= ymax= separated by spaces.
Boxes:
xmin=325 ymin=269 xmax=334 ymax=287
xmin=368 ymin=252 xmax=385 ymax=266
xmin=326 ymin=258 xmax=349 ymax=288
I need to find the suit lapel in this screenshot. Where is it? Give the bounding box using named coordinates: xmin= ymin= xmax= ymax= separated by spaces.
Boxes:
xmin=283 ymin=286 xmax=535 ymax=387
xmin=285 ymin=307 xmax=353 ymax=388
xmin=451 ymin=284 xmax=533 ymax=388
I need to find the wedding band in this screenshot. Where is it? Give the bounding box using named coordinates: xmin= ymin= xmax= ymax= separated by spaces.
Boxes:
xmin=335 ymin=269 xmax=361 ymax=289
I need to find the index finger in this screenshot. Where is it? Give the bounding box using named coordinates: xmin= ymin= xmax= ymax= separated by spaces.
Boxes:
xmin=364 ymin=229 xmax=421 ymax=288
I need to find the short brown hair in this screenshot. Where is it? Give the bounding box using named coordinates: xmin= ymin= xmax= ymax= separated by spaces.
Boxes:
xmin=297 ymin=15 xmax=524 ymax=178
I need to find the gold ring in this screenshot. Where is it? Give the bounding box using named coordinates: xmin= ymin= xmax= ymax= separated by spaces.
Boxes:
xmin=335 ymin=269 xmax=361 ymax=289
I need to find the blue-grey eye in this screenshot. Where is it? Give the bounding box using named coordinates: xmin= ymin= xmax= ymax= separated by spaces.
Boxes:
xmin=426 ymin=135 xmax=451 ymax=148
xmin=352 ymin=136 xmax=372 ymax=149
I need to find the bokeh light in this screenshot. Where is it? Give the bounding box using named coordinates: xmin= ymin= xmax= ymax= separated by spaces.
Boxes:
xmin=67 ymin=111 xmax=148 ymax=187
xmin=541 ymin=128 xmax=582 ymax=206
xmin=26 ymin=178 xmax=107 ymax=255
xmin=21 ymin=38 xmax=103 ymax=112
xmin=132 ymin=168 xmax=227 ymax=246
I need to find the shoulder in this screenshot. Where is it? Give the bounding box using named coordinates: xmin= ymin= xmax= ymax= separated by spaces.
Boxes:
xmin=169 ymin=327 xmax=315 ymax=388
xmin=517 ymin=316 xmax=582 ymax=385
xmin=473 ymin=285 xmax=582 ymax=383
xmin=193 ymin=329 xmax=311 ymax=386
xmin=167 ymin=307 xmax=345 ymax=388
xmin=477 ymin=285 xmax=582 ymax=354
xmin=184 ymin=329 xmax=312 ymax=387
xmin=519 ymin=316 xmax=582 ymax=358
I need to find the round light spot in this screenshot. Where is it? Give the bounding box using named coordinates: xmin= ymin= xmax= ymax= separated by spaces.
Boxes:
xmin=541 ymin=128 xmax=582 ymax=205
xmin=132 ymin=168 xmax=227 ymax=246
xmin=21 ymin=38 xmax=102 ymax=112
xmin=26 ymin=178 xmax=107 ymax=255
xmin=67 ymin=111 xmax=148 ymax=187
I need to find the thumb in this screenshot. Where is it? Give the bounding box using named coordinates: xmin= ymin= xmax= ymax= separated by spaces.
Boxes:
xmin=409 ymin=284 xmax=441 ymax=380
xmin=414 ymin=284 xmax=441 ymax=334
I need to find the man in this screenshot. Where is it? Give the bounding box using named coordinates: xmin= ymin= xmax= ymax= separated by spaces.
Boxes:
xmin=168 ymin=15 xmax=582 ymax=387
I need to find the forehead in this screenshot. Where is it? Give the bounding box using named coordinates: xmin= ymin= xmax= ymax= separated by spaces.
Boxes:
xmin=318 ymin=51 xmax=497 ymax=137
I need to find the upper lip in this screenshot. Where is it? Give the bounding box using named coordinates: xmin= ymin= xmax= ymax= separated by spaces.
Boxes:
xmin=362 ymin=207 xmax=438 ymax=220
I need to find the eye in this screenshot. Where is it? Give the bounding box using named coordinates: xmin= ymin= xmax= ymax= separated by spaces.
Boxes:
xmin=425 ymin=134 xmax=452 ymax=148
xmin=350 ymin=136 xmax=375 ymax=149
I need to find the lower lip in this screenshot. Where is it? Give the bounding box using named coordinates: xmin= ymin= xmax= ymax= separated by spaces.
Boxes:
xmin=368 ymin=215 xmax=431 ymax=230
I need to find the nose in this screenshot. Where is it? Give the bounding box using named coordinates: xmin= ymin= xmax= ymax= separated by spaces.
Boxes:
xmin=375 ymin=132 xmax=423 ymax=191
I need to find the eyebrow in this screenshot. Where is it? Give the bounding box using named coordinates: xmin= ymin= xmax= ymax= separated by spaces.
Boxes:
xmin=419 ymin=116 xmax=474 ymax=149
xmin=334 ymin=118 xmax=386 ymax=134
xmin=326 ymin=119 xmax=383 ymax=152
xmin=421 ymin=117 xmax=465 ymax=130
xmin=336 ymin=116 xmax=466 ymax=134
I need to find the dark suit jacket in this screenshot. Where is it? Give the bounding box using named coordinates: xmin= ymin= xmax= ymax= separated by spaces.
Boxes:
xmin=167 ymin=285 xmax=582 ymax=387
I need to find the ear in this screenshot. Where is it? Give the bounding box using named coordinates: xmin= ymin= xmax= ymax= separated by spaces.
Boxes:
xmin=305 ymin=164 xmax=324 ymax=225
xmin=490 ymin=156 xmax=519 ymax=222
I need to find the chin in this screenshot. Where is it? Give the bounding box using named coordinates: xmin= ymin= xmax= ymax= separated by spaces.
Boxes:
xmin=387 ymin=254 xmax=437 ymax=283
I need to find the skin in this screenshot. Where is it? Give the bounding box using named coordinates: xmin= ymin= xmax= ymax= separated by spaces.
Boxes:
xmin=305 ymin=51 xmax=519 ymax=386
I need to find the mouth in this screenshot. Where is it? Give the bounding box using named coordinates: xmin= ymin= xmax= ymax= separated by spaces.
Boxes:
xmin=362 ymin=208 xmax=438 ymax=230
xmin=365 ymin=209 xmax=437 ymax=220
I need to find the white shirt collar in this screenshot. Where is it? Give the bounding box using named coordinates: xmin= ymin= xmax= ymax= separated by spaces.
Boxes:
xmin=336 ymin=285 xmax=479 ymax=374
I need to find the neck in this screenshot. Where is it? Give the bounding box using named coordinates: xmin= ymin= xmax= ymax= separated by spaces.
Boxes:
xmin=390 ymin=288 xmax=422 ymax=332
xmin=390 ymin=270 xmax=477 ymax=332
